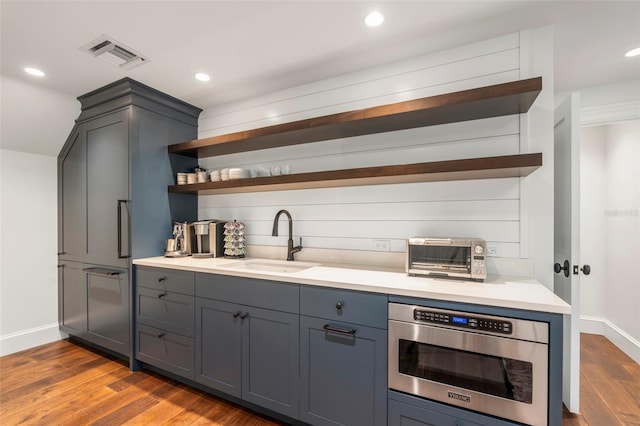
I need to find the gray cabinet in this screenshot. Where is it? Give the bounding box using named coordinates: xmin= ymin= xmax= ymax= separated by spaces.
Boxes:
xmin=57 ymin=79 xmax=201 ymax=363
xmin=299 ymin=287 xmax=388 ymax=426
xmin=388 ymin=399 xmax=482 ymax=426
xmin=58 ymin=261 xmax=86 ymax=336
xmin=195 ymin=273 xmax=300 ymax=419
xmin=135 ymin=266 xmax=195 ymax=379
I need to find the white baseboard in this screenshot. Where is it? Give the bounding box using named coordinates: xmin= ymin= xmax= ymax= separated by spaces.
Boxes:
xmin=0 ymin=323 xmax=67 ymax=357
xmin=580 ymin=316 xmax=640 ymax=364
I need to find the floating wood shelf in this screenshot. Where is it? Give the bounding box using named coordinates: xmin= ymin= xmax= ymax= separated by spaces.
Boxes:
xmin=168 ymin=153 xmax=542 ymax=195
xmin=169 ymin=77 xmax=542 ymax=158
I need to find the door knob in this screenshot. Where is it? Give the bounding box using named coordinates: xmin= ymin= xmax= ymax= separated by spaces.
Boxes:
xmin=554 ymin=260 xmax=570 ymax=277
xmin=580 ymin=265 xmax=591 ymax=275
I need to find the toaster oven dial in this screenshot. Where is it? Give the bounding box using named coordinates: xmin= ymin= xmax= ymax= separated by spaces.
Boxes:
xmin=474 ymin=245 xmax=484 ymax=254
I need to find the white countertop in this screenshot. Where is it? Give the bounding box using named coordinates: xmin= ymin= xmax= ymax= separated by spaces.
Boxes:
xmin=133 ymin=256 xmax=571 ymax=315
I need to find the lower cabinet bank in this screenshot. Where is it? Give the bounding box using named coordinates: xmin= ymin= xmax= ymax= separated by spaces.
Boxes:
xmin=134 ymin=265 xmax=562 ymax=426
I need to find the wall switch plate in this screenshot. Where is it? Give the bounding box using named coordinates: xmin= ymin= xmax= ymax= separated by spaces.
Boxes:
xmin=487 ymin=245 xmax=499 ymax=256
xmin=372 ymin=240 xmax=391 ymax=252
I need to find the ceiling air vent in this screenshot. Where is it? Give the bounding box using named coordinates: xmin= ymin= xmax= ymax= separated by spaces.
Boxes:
xmin=80 ymin=35 xmax=149 ymax=70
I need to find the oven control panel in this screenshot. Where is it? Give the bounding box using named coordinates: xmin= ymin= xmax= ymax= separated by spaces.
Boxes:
xmin=413 ymin=309 xmax=513 ymax=334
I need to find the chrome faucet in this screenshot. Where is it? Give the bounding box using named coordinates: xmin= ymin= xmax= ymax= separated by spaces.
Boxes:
xmin=272 ymin=209 xmax=302 ymax=261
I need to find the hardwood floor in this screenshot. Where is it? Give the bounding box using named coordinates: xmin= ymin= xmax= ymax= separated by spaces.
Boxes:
xmin=1 ymin=333 xmax=638 ymax=425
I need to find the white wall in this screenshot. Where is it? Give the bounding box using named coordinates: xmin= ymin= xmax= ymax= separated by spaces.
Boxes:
xmin=0 ymin=74 xmax=78 ymax=355
xmin=195 ymin=30 xmax=554 ymax=284
xmin=580 ymin=120 xmax=640 ymax=363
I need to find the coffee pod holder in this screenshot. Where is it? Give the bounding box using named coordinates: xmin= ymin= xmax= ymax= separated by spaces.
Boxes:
xmin=223 ymin=220 xmax=246 ymax=258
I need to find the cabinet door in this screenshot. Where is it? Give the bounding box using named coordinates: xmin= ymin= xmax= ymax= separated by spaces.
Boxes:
xmin=388 ymin=399 xmax=482 ymax=426
xmin=300 ymin=315 xmax=387 ymax=426
xmin=195 ymin=298 xmax=242 ymax=397
xmin=58 ymin=261 xmax=86 ymax=335
xmin=86 ymin=267 xmax=130 ymax=356
xmin=242 ymin=307 xmax=299 ymax=419
xmin=85 ymin=110 xmax=130 ymax=267
xmin=137 ymin=287 xmax=194 ymax=337
xmin=58 ymin=127 xmax=87 ymax=262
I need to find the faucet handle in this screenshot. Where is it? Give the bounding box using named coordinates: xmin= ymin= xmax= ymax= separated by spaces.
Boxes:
xmin=299 ymin=237 xmax=303 ymax=247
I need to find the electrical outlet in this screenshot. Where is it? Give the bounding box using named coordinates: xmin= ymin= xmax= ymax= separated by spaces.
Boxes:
xmin=487 ymin=245 xmax=499 ymax=256
xmin=372 ymin=240 xmax=391 ymax=252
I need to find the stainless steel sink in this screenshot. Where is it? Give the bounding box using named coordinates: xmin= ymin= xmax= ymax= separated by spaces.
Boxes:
xmin=225 ymin=259 xmax=317 ymax=273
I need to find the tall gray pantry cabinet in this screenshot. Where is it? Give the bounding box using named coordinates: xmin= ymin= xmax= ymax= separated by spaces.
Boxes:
xmin=57 ymin=79 xmax=201 ymax=365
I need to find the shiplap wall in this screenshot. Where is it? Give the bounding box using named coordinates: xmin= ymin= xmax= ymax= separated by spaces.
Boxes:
xmin=196 ymin=32 xmax=550 ymax=276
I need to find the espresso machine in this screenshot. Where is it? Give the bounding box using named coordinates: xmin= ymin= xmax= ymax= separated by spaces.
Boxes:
xmin=165 ymin=222 xmax=189 ymax=257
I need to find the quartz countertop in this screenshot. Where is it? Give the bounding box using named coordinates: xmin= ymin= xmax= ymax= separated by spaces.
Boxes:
xmin=133 ymin=256 xmax=571 ymax=315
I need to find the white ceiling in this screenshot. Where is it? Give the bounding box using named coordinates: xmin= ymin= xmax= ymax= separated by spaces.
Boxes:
xmin=1 ymin=0 xmax=639 ymax=110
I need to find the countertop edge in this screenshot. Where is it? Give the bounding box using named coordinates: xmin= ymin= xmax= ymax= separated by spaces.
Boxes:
xmin=133 ymin=257 xmax=571 ymax=315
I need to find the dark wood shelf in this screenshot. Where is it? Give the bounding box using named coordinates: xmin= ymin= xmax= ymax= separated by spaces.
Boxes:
xmin=169 ymin=77 xmax=542 ymax=158
xmin=168 ymin=153 xmax=542 ymax=195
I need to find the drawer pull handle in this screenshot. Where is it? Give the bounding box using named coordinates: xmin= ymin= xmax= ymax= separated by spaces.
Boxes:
xmin=323 ymin=324 xmax=356 ymax=335
xmin=158 ymin=277 xmax=167 ymax=282
xmin=157 ymin=333 xmax=165 ymax=339
xmin=240 ymin=312 xmax=249 ymax=320
xmin=335 ymin=302 xmax=343 ymax=310
xmin=158 ymin=292 xmax=167 ymax=299
xmin=232 ymin=311 xmax=241 ymax=318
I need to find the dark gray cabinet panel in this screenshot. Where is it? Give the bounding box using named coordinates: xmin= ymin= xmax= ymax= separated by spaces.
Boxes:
xmin=242 ymin=306 xmax=299 ymax=418
xmin=86 ymin=267 xmax=130 ymax=355
xmin=137 ymin=286 xmax=194 ymax=337
xmin=58 ymin=79 xmax=201 ymax=365
xmin=196 ymin=273 xmax=299 ymax=313
xmin=300 ymin=286 xmax=387 ymax=329
xmin=137 ymin=324 xmax=194 ymax=379
xmin=195 ymin=295 xmax=300 ymax=418
xmin=195 ymin=298 xmax=242 ymax=397
xmin=388 ymin=399 xmax=482 ymax=426
xmin=58 ymin=261 xmax=86 ymax=335
xmin=300 ymin=315 xmax=387 ymax=426
xmin=85 ymin=111 xmax=130 ymax=268
xmin=136 ymin=266 xmax=195 ymax=295
xmin=59 ymin=128 xmax=86 ymax=261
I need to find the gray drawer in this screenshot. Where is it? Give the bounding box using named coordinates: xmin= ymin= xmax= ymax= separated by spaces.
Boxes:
xmin=300 ymin=286 xmax=387 ymax=329
xmin=136 ymin=287 xmax=195 ymax=337
xmin=196 ymin=273 xmax=299 ymax=313
xmin=136 ymin=324 xmax=194 ymax=380
xmin=136 ymin=266 xmax=195 ymax=295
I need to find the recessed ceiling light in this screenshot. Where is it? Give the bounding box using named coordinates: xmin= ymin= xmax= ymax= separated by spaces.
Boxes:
xmin=364 ymin=11 xmax=384 ymax=27
xmin=24 ymin=67 xmax=45 ymax=77
xmin=195 ymin=72 xmax=210 ymax=82
xmin=625 ymin=47 xmax=640 ymax=57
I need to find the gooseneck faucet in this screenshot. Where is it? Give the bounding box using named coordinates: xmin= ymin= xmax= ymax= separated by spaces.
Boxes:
xmin=272 ymin=209 xmax=303 ymax=261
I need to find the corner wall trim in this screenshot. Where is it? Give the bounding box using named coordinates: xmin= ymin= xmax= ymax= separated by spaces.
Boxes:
xmin=581 ymin=100 xmax=640 ymax=126
xmin=0 ymin=323 xmax=66 ymax=357
xmin=580 ymin=316 xmax=640 ymax=364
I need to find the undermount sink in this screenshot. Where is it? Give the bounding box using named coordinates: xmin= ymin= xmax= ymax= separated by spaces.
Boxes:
xmin=226 ymin=259 xmax=318 ymax=274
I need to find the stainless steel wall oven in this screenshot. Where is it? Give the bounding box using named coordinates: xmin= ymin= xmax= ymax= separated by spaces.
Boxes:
xmin=388 ymin=303 xmax=549 ymax=425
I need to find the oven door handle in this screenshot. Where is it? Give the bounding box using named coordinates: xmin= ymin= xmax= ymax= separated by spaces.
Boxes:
xmin=323 ymin=324 xmax=357 ymax=335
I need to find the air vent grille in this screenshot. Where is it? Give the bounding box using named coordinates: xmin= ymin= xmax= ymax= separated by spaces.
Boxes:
xmin=80 ymin=35 xmax=148 ymax=70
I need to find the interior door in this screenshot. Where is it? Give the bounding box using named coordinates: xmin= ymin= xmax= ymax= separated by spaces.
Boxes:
xmin=554 ymin=93 xmax=581 ymax=413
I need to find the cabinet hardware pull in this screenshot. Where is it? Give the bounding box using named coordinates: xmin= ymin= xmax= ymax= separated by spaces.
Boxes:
xmin=232 ymin=311 xmax=241 ymax=318
xmin=240 ymin=313 xmax=249 ymax=320
xmin=117 ymin=200 xmax=130 ymax=259
xmin=82 ymin=267 xmax=121 ymax=276
xmin=335 ymin=302 xmax=343 ymax=310
xmin=158 ymin=292 xmax=167 ymax=298
xmin=157 ymin=333 xmax=165 ymax=339
xmin=57 ymin=265 xmax=65 ymax=268
xmin=57 ymin=252 xmax=66 ymax=255
xmin=323 ymin=324 xmax=356 ymax=335
xmin=158 ymin=276 xmax=167 ymax=282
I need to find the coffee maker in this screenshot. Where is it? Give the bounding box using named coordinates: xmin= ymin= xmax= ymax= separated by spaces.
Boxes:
xmin=188 ymin=220 xmax=225 ymax=258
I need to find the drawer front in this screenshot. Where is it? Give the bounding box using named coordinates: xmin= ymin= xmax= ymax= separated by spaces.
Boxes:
xmin=136 ymin=287 xmax=194 ymax=337
xmin=136 ymin=266 xmax=195 ymax=295
xmin=196 ymin=273 xmax=299 ymax=313
xmin=300 ymin=286 xmax=387 ymax=329
xmin=136 ymin=324 xmax=194 ymax=380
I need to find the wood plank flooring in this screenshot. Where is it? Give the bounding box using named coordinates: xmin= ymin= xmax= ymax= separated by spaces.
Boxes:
xmin=1 ymin=333 xmax=638 ymax=425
